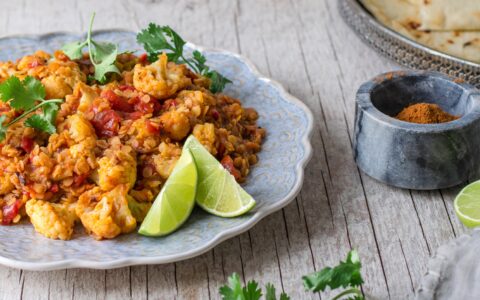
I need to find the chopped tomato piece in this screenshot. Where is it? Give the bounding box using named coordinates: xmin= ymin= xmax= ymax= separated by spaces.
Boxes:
xmin=211 ymin=109 xmax=220 ymax=120
xmin=73 ymin=174 xmax=88 ymax=187
xmin=118 ymin=85 xmax=135 ymax=92
xmin=101 ymin=90 xmax=134 ymax=112
xmin=221 ymin=155 xmax=241 ymax=180
xmin=139 ymin=53 xmax=148 ymax=63
xmin=145 ymin=120 xmax=161 ymax=134
xmin=49 ymin=183 xmax=59 ymax=193
xmin=21 ymin=137 xmax=34 ymax=153
xmin=91 ymin=109 xmax=122 ymax=137
xmin=1 ymin=200 xmax=21 ymax=225
xmin=27 ymin=59 xmax=42 ymax=68
xmin=124 ymin=111 xmax=144 ymax=120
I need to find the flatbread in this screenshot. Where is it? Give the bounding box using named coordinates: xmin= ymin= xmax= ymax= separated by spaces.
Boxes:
xmin=360 ymin=0 xmax=480 ymax=63
xmin=418 ymin=0 xmax=480 ymax=31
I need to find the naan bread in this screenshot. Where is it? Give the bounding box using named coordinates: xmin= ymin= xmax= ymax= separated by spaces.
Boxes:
xmin=360 ymin=0 xmax=480 ymax=63
xmin=418 ymin=0 xmax=480 ymax=31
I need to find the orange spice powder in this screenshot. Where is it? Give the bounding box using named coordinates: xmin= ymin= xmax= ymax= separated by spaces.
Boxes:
xmin=395 ymin=103 xmax=459 ymax=124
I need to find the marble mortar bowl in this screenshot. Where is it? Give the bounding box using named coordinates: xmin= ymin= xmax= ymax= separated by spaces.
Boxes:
xmin=353 ymin=71 xmax=480 ymax=190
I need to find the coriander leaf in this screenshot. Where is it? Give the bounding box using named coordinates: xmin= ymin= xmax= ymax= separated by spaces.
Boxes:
xmin=192 ymin=50 xmax=207 ymax=72
xmin=0 ymin=115 xmax=7 ymax=141
xmin=41 ymin=102 xmax=59 ymax=124
xmin=243 ymin=281 xmax=262 ymax=300
xmin=137 ymin=23 xmax=175 ymax=62
xmin=162 ymin=26 xmax=186 ymax=63
xmin=61 ymin=40 xmax=88 ymax=60
xmin=219 ymin=273 xmax=244 ymax=300
xmin=206 ymin=70 xmax=232 ymax=94
xmin=90 ymin=41 xmax=120 ymax=83
xmin=279 ymin=293 xmax=290 ymax=300
xmin=265 ymin=283 xmax=276 ymax=300
xmin=303 ymin=250 xmax=364 ymax=293
xmin=25 ymin=114 xmax=56 ymax=134
xmin=0 ymin=76 xmax=45 ymax=110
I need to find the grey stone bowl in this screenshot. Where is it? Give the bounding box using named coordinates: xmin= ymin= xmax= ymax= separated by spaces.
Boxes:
xmin=353 ymin=71 xmax=480 ymax=190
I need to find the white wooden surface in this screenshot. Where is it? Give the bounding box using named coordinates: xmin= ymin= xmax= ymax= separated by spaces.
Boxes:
xmin=0 ymin=0 xmax=469 ymax=299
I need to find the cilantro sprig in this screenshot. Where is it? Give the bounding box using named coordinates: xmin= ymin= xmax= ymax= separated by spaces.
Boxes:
xmin=61 ymin=13 xmax=120 ymax=83
xmin=137 ymin=23 xmax=232 ymax=93
xmin=303 ymin=250 xmax=364 ymax=300
xmin=0 ymin=76 xmax=62 ymax=141
xmin=219 ymin=250 xmax=364 ymax=300
xmin=219 ymin=273 xmax=290 ymax=300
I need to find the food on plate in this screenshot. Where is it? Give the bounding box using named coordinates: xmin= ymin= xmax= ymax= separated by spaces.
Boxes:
xmin=360 ymin=0 xmax=480 ymax=63
xmin=0 ymin=16 xmax=265 ymax=240
xmin=395 ymin=102 xmax=458 ymax=124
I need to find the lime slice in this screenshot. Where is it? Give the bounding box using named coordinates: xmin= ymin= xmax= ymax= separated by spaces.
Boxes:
xmin=454 ymin=180 xmax=480 ymax=228
xmin=184 ymin=135 xmax=256 ymax=217
xmin=138 ymin=148 xmax=197 ymax=236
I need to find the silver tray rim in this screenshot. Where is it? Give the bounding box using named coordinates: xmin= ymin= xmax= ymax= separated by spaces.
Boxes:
xmin=339 ymin=0 xmax=480 ymax=85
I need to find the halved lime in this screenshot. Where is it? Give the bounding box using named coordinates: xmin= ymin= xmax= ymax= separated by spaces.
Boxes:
xmin=184 ymin=135 xmax=256 ymax=217
xmin=454 ymin=180 xmax=480 ymax=228
xmin=138 ymin=148 xmax=197 ymax=236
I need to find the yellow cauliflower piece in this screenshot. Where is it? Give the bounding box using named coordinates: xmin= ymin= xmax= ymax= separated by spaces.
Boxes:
xmin=192 ymin=123 xmax=217 ymax=155
xmin=26 ymin=199 xmax=77 ymax=240
xmin=97 ymin=138 xmax=136 ymax=191
xmin=41 ymin=56 xmax=86 ymax=99
xmin=158 ymin=110 xmax=191 ymax=141
xmin=76 ymin=185 xmax=137 ymax=240
xmin=152 ymin=142 xmax=181 ymax=179
xmin=133 ymin=53 xmax=191 ymax=100
xmin=0 ymin=172 xmax=15 ymax=195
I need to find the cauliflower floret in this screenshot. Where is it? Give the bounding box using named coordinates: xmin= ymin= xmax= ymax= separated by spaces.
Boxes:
xmin=152 ymin=142 xmax=181 ymax=179
xmin=0 ymin=172 xmax=15 ymax=195
xmin=192 ymin=123 xmax=217 ymax=155
xmin=76 ymin=185 xmax=137 ymax=240
xmin=68 ymin=114 xmax=96 ymax=143
xmin=26 ymin=199 xmax=77 ymax=240
xmin=97 ymin=138 xmax=136 ymax=191
xmin=41 ymin=53 xmax=86 ymax=99
xmin=17 ymin=50 xmax=50 ymax=71
xmin=158 ymin=110 xmax=191 ymax=141
xmin=133 ymin=53 xmax=191 ymax=100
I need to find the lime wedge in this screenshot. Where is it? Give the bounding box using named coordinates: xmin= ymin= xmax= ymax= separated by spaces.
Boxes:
xmin=184 ymin=135 xmax=256 ymax=217
xmin=138 ymin=148 xmax=197 ymax=236
xmin=454 ymin=180 xmax=480 ymax=228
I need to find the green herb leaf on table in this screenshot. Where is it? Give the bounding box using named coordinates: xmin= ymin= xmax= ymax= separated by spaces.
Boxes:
xmin=219 ymin=273 xmax=290 ymax=300
xmin=0 ymin=76 xmax=62 ymax=141
xmin=137 ymin=24 xmax=232 ymax=93
xmin=61 ymin=13 xmax=120 ymax=84
xmin=303 ymin=250 xmax=364 ymax=300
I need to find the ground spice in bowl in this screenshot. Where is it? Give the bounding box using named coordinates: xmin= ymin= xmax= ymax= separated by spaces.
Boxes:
xmin=395 ymin=103 xmax=459 ymax=124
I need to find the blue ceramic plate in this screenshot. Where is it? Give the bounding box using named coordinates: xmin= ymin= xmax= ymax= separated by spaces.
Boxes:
xmin=0 ymin=31 xmax=313 ymax=270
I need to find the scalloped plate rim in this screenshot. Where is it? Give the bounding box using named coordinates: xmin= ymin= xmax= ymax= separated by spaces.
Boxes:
xmin=0 ymin=29 xmax=314 ymax=271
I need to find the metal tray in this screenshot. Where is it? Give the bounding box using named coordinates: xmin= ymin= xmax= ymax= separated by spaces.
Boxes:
xmin=339 ymin=0 xmax=480 ymax=87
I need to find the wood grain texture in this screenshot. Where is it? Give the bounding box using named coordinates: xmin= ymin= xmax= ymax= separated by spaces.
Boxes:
xmin=0 ymin=0 xmax=470 ymax=299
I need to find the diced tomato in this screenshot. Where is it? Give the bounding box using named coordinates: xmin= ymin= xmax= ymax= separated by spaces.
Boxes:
xmin=21 ymin=137 xmax=34 ymax=153
xmin=145 ymin=120 xmax=161 ymax=134
xmin=139 ymin=53 xmax=148 ymax=63
xmin=73 ymin=174 xmax=87 ymax=187
xmin=49 ymin=183 xmax=59 ymax=193
xmin=118 ymin=85 xmax=135 ymax=92
xmin=91 ymin=109 xmax=122 ymax=137
xmin=211 ymin=109 xmax=220 ymax=120
xmin=124 ymin=111 xmax=144 ymax=120
xmin=132 ymin=95 xmax=159 ymax=114
xmin=221 ymin=155 xmax=241 ymax=180
xmin=101 ymin=90 xmax=134 ymax=112
xmin=1 ymin=200 xmax=21 ymax=225
xmin=27 ymin=60 xmax=41 ymax=68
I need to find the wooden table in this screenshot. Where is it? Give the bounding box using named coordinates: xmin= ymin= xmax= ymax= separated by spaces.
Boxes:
xmin=0 ymin=0 xmax=469 ymax=299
